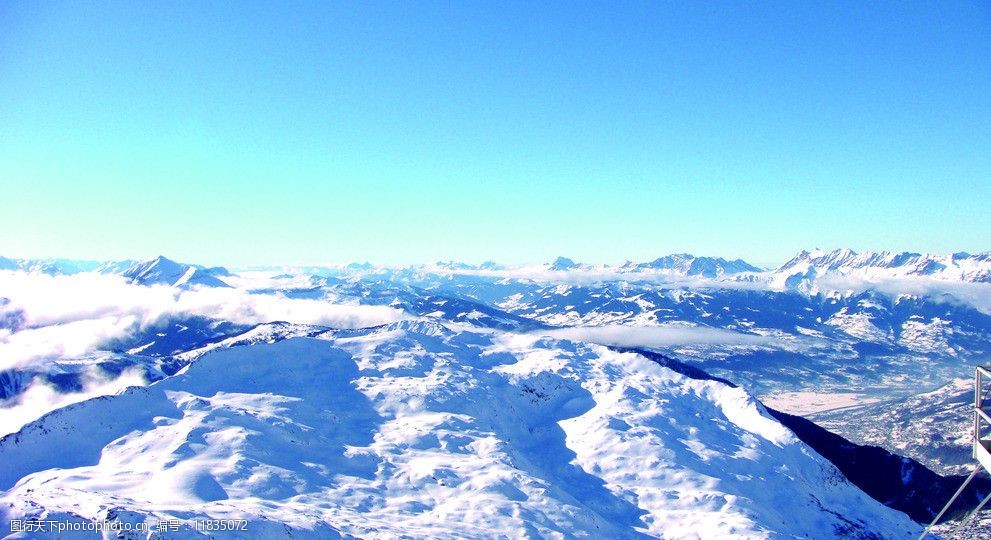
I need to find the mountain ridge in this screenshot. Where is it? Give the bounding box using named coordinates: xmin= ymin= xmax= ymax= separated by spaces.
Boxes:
xmin=5 ymin=249 xmax=991 ymax=284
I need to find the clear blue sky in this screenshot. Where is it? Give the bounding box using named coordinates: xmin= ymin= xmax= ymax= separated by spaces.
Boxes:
xmin=1 ymin=1 xmax=988 ymax=267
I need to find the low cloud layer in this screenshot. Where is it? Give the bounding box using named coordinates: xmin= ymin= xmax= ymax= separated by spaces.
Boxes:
xmin=813 ymin=274 xmax=991 ymax=314
xmin=536 ymin=325 xmax=777 ymax=348
xmin=0 ymin=366 xmax=148 ymax=437
xmin=0 ymin=271 xmax=405 ymax=370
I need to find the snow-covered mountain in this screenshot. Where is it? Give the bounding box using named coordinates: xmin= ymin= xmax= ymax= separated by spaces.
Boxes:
xmin=5 ymin=250 xmax=977 ymax=400
xmin=0 ymin=257 xmax=100 ymax=275
xmin=2 ymin=249 xmax=990 ymax=536
xmin=772 ymin=248 xmax=991 ymax=285
xmin=505 ymin=254 xmax=762 ymax=277
xmin=548 ymin=256 xmax=581 ymax=271
xmin=107 ymin=256 xmax=232 ymax=288
xmin=624 ymin=254 xmax=762 ymax=277
xmin=4 ymin=250 xmax=989 ymax=402
xmin=0 ymin=324 xmax=921 ymax=538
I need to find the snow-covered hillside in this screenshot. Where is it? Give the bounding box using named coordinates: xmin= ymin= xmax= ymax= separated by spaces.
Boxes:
xmin=0 ymin=324 xmax=920 ymax=538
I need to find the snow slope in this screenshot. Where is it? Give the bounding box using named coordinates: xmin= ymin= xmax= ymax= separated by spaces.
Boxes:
xmin=0 ymin=323 xmax=919 ymax=538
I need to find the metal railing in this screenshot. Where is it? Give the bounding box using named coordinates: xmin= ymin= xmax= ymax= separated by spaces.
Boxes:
xmin=920 ymin=366 xmax=991 ymax=539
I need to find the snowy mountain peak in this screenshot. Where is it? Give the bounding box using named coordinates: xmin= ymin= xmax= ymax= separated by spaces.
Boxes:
xmin=777 ymin=248 xmax=859 ymax=272
xmin=549 ymin=256 xmax=579 ymax=270
xmin=633 ymin=254 xmax=761 ymax=277
xmin=118 ymin=256 xmax=231 ymax=288
xmin=346 ymin=262 xmax=375 ymax=271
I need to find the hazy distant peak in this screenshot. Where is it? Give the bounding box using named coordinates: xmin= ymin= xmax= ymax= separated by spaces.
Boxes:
xmin=549 ymin=256 xmax=578 ymax=271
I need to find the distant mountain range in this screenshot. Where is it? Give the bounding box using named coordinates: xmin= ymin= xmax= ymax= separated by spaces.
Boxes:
xmin=622 ymin=253 xmax=762 ymax=277
xmin=4 ymin=249 xmax=991 ymax=284
xmin=3 ymin=250 xmax=990 ymax=398
xmin=282 ymin=248 xmax=991 ymax=286
xmin=544 ymin=254 xmax=761 ymax=277
xmin=772 ymin=249 xmax=991 ymax=287
xmin=1 ymin=255 xmax=232 ymax=288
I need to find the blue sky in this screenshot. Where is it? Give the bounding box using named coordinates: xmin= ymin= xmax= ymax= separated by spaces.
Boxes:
xmin=1 ymin=1 xmax=988 ymax=267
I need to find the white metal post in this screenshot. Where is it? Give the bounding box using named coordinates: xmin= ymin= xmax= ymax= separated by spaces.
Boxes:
xmin=977 ymin=368 xmax=983 ymax=459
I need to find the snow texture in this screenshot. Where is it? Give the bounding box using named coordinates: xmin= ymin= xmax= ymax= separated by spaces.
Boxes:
xmin=0 ymin=325 xmax=919 ymax=538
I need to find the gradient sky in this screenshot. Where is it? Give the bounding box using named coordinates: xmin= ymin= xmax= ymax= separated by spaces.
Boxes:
xmin=1 ymin=1 xmax=988 ymax=267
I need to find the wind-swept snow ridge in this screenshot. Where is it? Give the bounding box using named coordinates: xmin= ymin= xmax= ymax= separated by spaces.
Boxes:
xmin=0 ymin=324 xmax=919 ymax=538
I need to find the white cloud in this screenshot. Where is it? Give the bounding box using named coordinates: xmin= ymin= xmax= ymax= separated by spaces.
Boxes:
xmin=534 ymin=325 xmax=776 ymax=348
xmin=0 ymin=366 xmax=149 ymax=437
xmin=0 ymin=270 xmax=405 ymax=370
xmin=0 ymin=316 xmax=142 ymax=371
xmin=812 ymin=274 xmax=991 ymax=314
